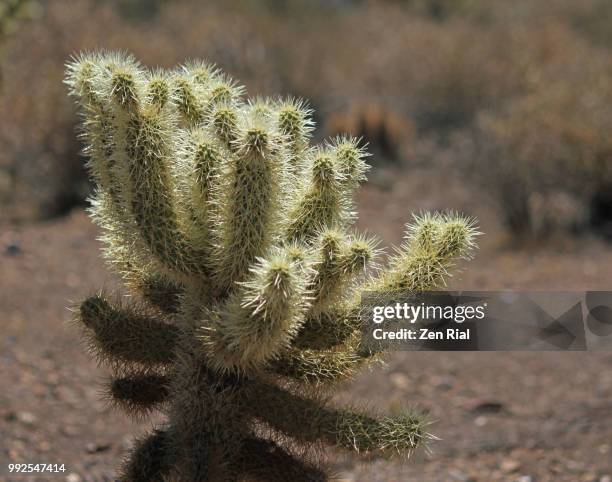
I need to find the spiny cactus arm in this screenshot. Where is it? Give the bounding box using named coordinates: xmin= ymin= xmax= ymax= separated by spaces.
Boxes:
xmin=89 ymin=191 xmax=185 ymax=315
xmin=181 ymin=59 xmax=219 ymax=86
xmin=294 ymin=213 xmax=479 ymax=351
xmin=132 ymin=272 xmax=183 ymax=314
xmin=107 ymin=372 xmax=170 ymax=417
xmin=177 ymin=128 xmax=225 ymax=257
xmin=271 ymin=343 xmax=372 ymax=384
xmin=65 ymin=53 xmax=101 ymax=108
xmin=204 ymin=72 xmax=245 ymax=110
xmin=68 ymin=57 xmax=161 ymax=295
xmin=208 ymin=101 xmax=239 ymax=149
xmin=246 ymin=382 xmax=427 ymax=456
xmin=329 ymin=136 xmax=370 ymax=197
xmin=284 ymin=148 xmax=346 ymax=242
xmin=121 ymin=104 xmax=205 ymax=278
xmin=275 ymin=98 xmax=314 ymax=172
xmin=293 ymin=300 xmax=367 ymax=351
xmin=120 ymin=429 xmax=175 ymax=482
xmin=235 ymin=438 xmax=327 ymax=482
xmin=309 ymin=229 xmax=379 ymax=314
xmin=213 ymin=108 xmax=285 ymax=292
xmin=146 ymin=70 xmax=170 ymax=110
xmin=78 ymin=294 xmax=179 ymax=368
xmin=66 ymin=54 xmax=122 ymax=198
xmin=372 ymin=212 xmax=479 ymax=292
xmin=90 ymin=55 xmax=212 ymax=280
xmin=170 ymin=71 xmax=207 ymax=126
xmin=201 ymin=247 xmax=309 ymax=372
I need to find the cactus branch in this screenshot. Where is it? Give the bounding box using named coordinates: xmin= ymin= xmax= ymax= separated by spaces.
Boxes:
xmin=246 ymin=381 xmax=427 ymax=456
xmin=120 ymin=429 xmax=175 ymax=482
xmin=108 ymin=373 xmax=170 ymax=416
xmin=78 ymin=294 xmax=178 ymax=368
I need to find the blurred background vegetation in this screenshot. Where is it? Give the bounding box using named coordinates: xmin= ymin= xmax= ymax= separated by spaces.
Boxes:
xmin=1 ymin=0 xmax=612 ymax=239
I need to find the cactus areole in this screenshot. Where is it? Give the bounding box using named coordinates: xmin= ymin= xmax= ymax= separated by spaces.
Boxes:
xmin=66 ymin=51 xmax=478 ymax=481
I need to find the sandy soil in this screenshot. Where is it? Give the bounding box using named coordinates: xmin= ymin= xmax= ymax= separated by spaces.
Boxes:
xmin=1 ymin=168 xmax=612 ymax=481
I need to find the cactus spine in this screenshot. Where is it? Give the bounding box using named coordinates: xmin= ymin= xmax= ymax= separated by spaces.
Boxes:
xmin=66 ymin=51 xmax=478 ymax=481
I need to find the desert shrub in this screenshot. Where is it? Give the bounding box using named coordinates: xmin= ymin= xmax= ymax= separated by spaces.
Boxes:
xmin=391 ymin=0 xmax=486 ymax=20
xmin=324 ymin=100 xmax=415 ymax=164
xmin=471 ymin=48 xmax=612 ymax=235
xmin=301 ymin=7 xmax=536 ymax=134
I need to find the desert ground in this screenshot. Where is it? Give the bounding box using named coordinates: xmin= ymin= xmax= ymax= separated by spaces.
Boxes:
xmin=2 ymin=167 xmax=612 ymax=482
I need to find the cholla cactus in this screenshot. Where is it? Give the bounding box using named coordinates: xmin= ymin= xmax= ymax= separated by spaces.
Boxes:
xmin=66 ymin=51 xmax=478 ymax=482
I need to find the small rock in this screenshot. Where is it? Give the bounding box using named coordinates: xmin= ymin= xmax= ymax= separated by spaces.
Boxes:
xmin=66 ymin=473 xmax=82 ymax=482
xmin=501 ymin=459 xmax=521 ymax=473
xmin=85 ymin=442 xmax=111 ymax=454
xmin=474 ymin=415 xmax=488 ymax=426
xmin=5 ymin=243 xmax=21 ymax=256
xmin=471 ymin=400 xmax=505 ymax=414
xmin=16 ymin=411 xmax=37 ymax=426
xmin=61 ymin=425 xmax=80 ymax=437
xmin=38 ymin=440 xmax=52 ymax=452
xmin=433 ymin=375 xmax=454 ymax=390
xmin=389 ymin=372 xmax=410 ymax=390
xmin=566 ymin=460 xmax=583 ymax=472
xmin=448 ymin=469 xmax=476 ymax=481
xmin=516 ymin=476 xmax=532 ymax=482
xmin=600 ymin=476 xmax=611 ymax=482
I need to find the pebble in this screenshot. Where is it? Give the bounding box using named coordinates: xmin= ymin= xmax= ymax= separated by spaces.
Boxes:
xmin=85 ymin=442 xmax=111 ymax=454
xmin=449 ymin=469 xmax=476 ymax=481
xmin=16 ymin=411 xmax=38 ymax=426
xmin=471 ymin=400 xmax=505 ymax=414
xmin=5 ymin=243 xmax=21 ymax=256
xmin=389 ymin=372 xmax=410 ymax=390
xmin=61 ymin=425 xmax=80 ymax=437
xmin=474 ymin=415 xmax=488 ymax=426
xmin=38 ymin=440 xmax=52 ymax=452
xmin=433 ymin=375 xmax=455 ymax=390
xmin=501 ymin=459 xmax=521 ymax=473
